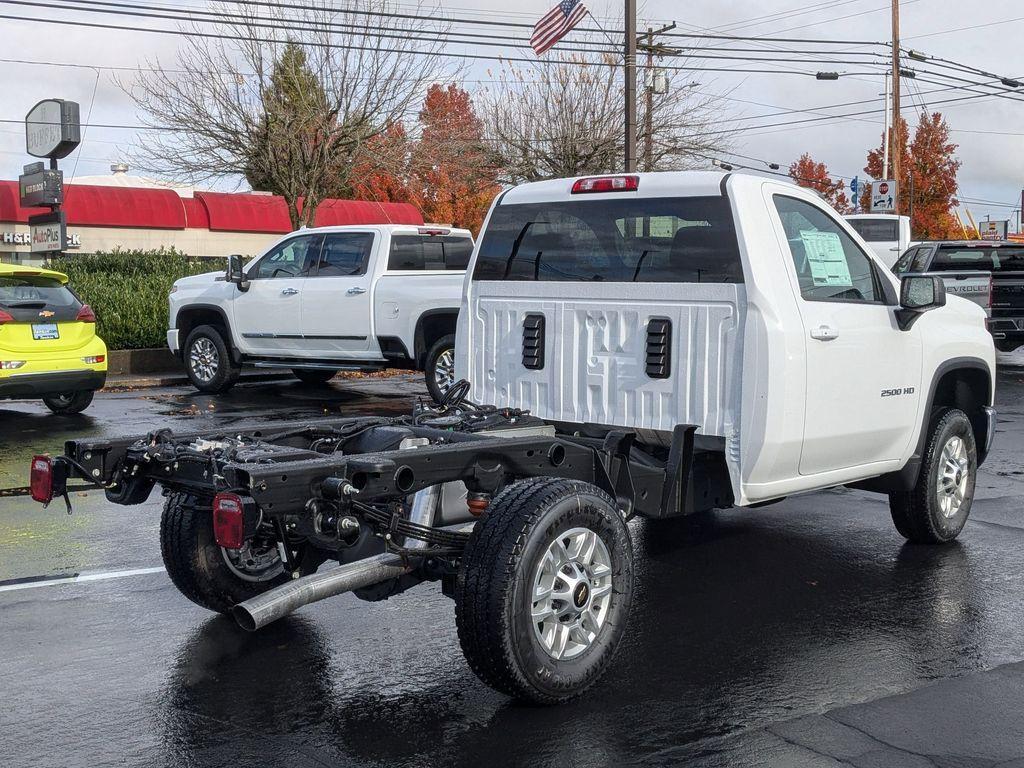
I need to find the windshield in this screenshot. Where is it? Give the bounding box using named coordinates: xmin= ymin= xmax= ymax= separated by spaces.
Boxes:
xmin=931 ymin=247 xmax=1024 ymax=272
xmin=472 ymin=196 xmax=743 ymax=283
xmin=847 ymin=219 xmax=899 ymax=242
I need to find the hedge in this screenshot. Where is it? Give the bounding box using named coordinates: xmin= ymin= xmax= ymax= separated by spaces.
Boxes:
xmin=48 ymin=248 xmax=220 ymax=350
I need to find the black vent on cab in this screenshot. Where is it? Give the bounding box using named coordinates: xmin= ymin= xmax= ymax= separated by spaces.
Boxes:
xmin=646 ymin=318 xmax=672 ymax=379
xmin=522 ymin=313 xmax=545 ymax=370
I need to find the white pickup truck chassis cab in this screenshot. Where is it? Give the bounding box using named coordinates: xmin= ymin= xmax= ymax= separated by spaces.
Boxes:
xmin=36 ymin=172 xmax=996 ymax=706
xmin=167 ymin=224 xmax=473 ymax=401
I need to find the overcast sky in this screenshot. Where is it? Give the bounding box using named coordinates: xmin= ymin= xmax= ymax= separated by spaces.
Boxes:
xmin=0 ymin=0 xmax=1021 ymax=224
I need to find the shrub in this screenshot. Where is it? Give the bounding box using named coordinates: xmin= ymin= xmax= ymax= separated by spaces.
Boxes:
xmin=48 ymin=248 xmax=219 ymax=350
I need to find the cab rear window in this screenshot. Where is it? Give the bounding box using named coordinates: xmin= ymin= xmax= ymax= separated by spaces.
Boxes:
xmin=472 ymin=196 xmax=743 ymax=283
xmin=388 ymin=236 xmax=473 ymax=271
xmin=931 ymin=247 xmax=1024 ymax=272
xmin=847 ymin=219 xmax=899 ymax=242
xmin=0 ymin=275 xmax=81 ymax=311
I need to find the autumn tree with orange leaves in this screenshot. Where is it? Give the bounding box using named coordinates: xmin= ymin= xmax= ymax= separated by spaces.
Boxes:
xmin=351 ymin=84 xmax=499 ymax=234
xmin=862 ymin=112 xmax=962 ymax=239
xmin=788 ymin=153 xmax=851 ymax=213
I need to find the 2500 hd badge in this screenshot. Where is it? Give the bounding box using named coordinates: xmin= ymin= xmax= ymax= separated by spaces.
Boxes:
xmin=881 ymin=387 xmax=916 ymax=397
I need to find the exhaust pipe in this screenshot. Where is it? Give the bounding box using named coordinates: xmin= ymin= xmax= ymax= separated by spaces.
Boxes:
xmin=232 ymin=551 xmax=414 ymax=631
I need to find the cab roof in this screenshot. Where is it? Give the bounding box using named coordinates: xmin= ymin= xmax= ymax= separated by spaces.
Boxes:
xmin=0 ymin=263 xmax=68 ymax=283
xmin=500 ymin=171 xmax=730 ymax=205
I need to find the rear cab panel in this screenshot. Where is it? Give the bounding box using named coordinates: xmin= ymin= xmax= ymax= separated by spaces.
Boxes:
xmin=457 ymin=172 xmax=751 ymax=497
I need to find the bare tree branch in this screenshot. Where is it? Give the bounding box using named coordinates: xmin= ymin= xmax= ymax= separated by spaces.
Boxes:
xmin=122 ymin=0 xmax=457 ymax=227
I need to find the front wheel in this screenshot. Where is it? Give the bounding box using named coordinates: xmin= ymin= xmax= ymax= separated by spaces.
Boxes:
xmin=160 ymin=493 xmax=301 ymax=614
xmin=184 ymin=325 xmax=240 ymax=394
xmin=424 ymin=334 xmax=456 ymax=404
xmin=889 ymin=408 xmax=977 ymax=544
xmin=42 ymin=390 xmax=94 ymax=414
xmin=455 ymin=477 xmax=634 ymax=704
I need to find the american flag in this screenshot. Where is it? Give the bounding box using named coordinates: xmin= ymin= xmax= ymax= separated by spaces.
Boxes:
xmin=530 ymin=0 xmax=588 ymax=56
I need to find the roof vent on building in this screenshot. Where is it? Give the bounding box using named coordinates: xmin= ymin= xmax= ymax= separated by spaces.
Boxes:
xmin=110 ymin=163 xmax=129 ymax=175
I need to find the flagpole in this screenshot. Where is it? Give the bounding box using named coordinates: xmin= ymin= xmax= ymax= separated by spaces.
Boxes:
xmin=624 ymin=0 xmax=637 ymax=172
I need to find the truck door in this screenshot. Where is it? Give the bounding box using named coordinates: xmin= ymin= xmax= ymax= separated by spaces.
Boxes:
xmin=233 ymin=233 xmax=321 ymax=354
xmin=771 ymin=194 xmax=922 ymax=476
xmin=299 ymin=232 xmax=374 ymax=356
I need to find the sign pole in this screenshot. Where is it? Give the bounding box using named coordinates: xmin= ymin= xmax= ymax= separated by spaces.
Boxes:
xmin=22 ymin=98 xmax=80 ymax=261
xmin=891 ymin=0 xmax=901 ymax=213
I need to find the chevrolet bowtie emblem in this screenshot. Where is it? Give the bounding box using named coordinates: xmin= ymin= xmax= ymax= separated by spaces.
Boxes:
xmin=38 ymin=310 xmax=55 ymax=318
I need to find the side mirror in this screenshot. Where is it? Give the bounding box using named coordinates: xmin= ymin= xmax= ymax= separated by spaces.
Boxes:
xmin=226 ymin=254 xmax=248 ymax=291
xmin=896 ymin=274 xmax=945 ymax=330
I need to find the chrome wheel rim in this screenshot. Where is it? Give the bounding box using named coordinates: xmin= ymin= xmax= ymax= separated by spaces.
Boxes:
xmin=531 ymin=527 xmax=613 ymax=660
xmin=937 ymin=435 xmax=970 ymax=518
xmin=189 ymin=337 xmax=219 ymax=383
xmin=434 ymin=347 xmax=455 ymax=394
xmin=221 ymin=539 xmax=284 ymax=583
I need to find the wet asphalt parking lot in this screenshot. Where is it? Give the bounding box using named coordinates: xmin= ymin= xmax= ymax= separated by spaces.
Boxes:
xmin=2 ymin=369 xmax=1024 ymax=767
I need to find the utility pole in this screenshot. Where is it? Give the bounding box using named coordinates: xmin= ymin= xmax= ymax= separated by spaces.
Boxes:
xmin=624 ymin=0 xmax=637 ymax=172
xmin=636 ymin=23 xmax=677 ymax=173
xmin=643 ymin=27 xmax=654 ymax=172
xmin=891 ymin=0 xmax=901 ymax=212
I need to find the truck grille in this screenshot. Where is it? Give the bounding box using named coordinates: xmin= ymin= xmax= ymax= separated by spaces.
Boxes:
xmin=646 ymin=318 xmax=672 ymax=379
xmin=522 ymin=313 xmax=545 ymax=370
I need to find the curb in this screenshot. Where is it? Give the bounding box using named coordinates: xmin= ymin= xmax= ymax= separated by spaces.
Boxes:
xmin=102 ymin=370 xmax=293 ymax=391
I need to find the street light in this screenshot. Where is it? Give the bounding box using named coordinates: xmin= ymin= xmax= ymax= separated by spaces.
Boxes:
xmin=815 ymin=71 xmax=839 ymax=80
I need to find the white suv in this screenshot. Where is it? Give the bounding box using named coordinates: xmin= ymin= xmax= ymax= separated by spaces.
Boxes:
xmin=168 ymin=224 xmax=472 ymax=401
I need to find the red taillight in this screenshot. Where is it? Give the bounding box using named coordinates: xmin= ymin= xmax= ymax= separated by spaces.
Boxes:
xmin=213 ymin=493 xmax=245 ymax=549
xmin=571 ymin=175 xmax=639 ymax=194
xmin=76 ymin=305 xmax=96 ymax=323
xmin=418 ymin=227 xmax=450 ymax=236
xmin=0 ymin=309 xmax=14 ymax=324
xmin=30 ymin=455 xmax=54 ymax=504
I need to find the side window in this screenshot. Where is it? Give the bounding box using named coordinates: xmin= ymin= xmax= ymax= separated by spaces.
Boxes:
xmin=773 ymin=195 xmax=882 ymax=303
xmin=316 ymin=233 xmax=374 ymax=277
xmin=910 ymin=248 xmax=933 ymax=272
xmin=893 ymin=247 xmax=918 ymax=274
xmin=252 ymin=235 xmax=321 ymax=279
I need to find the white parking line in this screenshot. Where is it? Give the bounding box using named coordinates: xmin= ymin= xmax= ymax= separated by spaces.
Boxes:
xmin=0 ymin=566 xmax=166 ymax=593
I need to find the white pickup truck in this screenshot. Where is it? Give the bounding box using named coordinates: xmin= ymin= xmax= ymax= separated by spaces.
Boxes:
xmin=167 ymin=224 xmax=473 ymax=401
xmin=845 ymin=213 xmax=912 ymax=268
xmin=38 ymin=171 xmax=996 ymax=705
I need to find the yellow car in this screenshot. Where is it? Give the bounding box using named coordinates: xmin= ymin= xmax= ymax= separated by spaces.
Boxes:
xmin=0 ymin=263 xmax=107 ymax=414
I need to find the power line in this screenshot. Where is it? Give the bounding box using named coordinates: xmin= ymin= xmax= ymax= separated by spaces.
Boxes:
xmin=0 ymin=10 xmax=887 ymax=77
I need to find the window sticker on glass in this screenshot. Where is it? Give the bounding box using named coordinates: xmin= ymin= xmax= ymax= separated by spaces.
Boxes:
xmin=800 ymin=230 xmax=852 ymax=287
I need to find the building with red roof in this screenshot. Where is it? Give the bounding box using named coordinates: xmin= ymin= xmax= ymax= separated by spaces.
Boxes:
xmin=0 ymin=169 xmax=423 ymax=266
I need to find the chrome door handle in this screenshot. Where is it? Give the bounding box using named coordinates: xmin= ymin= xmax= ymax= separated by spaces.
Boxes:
xmin=280 ymin=287 xmax=299 ymax=296
xmin=810 ymin=325 xmax=838 ymax=341
xmin=346 ymin=287 xmax=367 ymax=295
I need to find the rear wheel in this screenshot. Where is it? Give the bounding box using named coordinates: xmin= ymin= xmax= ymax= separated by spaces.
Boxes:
xmin=160 ymin=492 xmax=300 ymax=613
xmin=184 ymin=325 xmax=240 ymax=394
xmin=889 ymin=408 xmax=977 ymax=544
xmin=292 ymin=368 xmax=337 ymax=385
xmin=455 ymin=477 xmax=633 ymax=704
xmin=424 ymin=334 xmax=456 ymax=404
xmin=42 ymin=390 xmax=94 ymax=414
